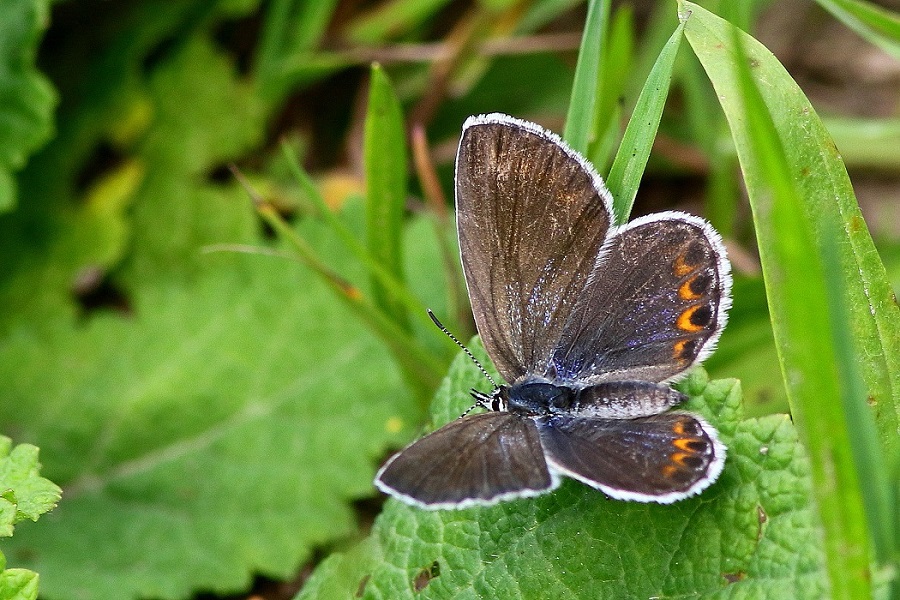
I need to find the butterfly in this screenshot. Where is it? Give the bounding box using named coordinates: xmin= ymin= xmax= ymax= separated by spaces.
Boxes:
xmin=375 ymin=114 xmax=731 ymax=509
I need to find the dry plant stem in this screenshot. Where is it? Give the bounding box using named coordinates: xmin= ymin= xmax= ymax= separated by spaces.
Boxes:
xmin=410 ymin=8 xmax=484 ymax=126
xmin=340 ymin=32 xmax=582 ymax=64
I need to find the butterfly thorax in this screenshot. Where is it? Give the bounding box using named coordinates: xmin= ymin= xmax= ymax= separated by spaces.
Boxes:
xmin=497 ymin=381 xmax=577 ymax=417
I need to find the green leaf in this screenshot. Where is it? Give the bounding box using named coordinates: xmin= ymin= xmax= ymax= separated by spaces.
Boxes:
xmin=816 ymin=0 xmax=900 ymax=60
xmin=563 ymin=0 xmax=610 ymax=155
xmin=0 ymin=568 xmax=39 ymax=600
xmin=0 ymin=215 xmax=431 ymax=599
xmin=605 ymin=21 xmax=683 ymax=225
xmin=0 ymin=24 xmax=446 ymax=600
xmin=299 ymin=353 xmax=827 ymax=599
xmin=0 ymin=0 xmax=56 ymax=212
xmin=0 ymin=438 xmax=61 ymax=532
xmin=721 ymin=14 xmax=872 ymax=597
xmin=364 ymin=64 xmax=410 ymax=331
xmin=680 ymin=0 xmax=900 ymax=463
xmin=0 ymin=438 xmax=59 ymax=600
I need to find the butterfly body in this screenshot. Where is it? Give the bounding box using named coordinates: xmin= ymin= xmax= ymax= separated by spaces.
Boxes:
xmin=375 ymin=113 xmax=732 ymax=509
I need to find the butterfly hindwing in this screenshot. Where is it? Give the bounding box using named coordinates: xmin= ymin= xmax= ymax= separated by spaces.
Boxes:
xmin=375 ymin=412 xmax=557 ymax=509
xmin=537 ymin=411 xmax=725 ymax=503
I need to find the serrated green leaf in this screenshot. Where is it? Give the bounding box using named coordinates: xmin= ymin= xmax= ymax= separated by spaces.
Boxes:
xmin=0 ymin=23 xmax=447 ymax=600
xmin=0 ymin=0 xmax=56 ymax=212
xmin=0 ymin=438 xmax=61 ymax=530
xmin=0 ymin=568 xmax=39 ymax=600
xmin=0 ymin=211 xmax=435 ymax=599
xmin=0 ymin=438 xmax=59 ymax=600
xmin=298 ymin=352 xmax=826 ymax=600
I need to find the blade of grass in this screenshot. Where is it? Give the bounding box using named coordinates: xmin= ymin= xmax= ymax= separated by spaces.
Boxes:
xmin=364 ymin=64 xmax=410 ymax=331
xmin=563 ymin=0 xmax=611 ymax=155
xmin=722 ymin=17 xmax=872 ymax=598
xmin=346 ymin=0 xmax=454 ymax=44
xmin=816 ymin=0 xmax=900 ymax=60
xmin=605 ymin=22 xmax=684 ymax=224
xmin=254 ymin=0 xmax=341 ymax=100
xmin=680 ymin=0 xmax=900 ymax=459
xmin=586 ymin=5 xmax=634 ymax=173
xmin=822 ymin=216 xmax=897 ymax=587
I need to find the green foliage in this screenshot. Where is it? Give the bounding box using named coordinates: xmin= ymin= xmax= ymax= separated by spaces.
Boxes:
xmin=365 ymin=64 xmax=410 ymax=331
xmin=0 ymin=0 xmax=55 ymax=212
xmin=0 ymin=4 xmax=435 ymax=597
xmin=0 ymin=438 xmax=60 ymax=536
xmin=0 ymin=437 xmax=61 ymax=600
xmin=0 ymin=232 xmax=426 ymax=599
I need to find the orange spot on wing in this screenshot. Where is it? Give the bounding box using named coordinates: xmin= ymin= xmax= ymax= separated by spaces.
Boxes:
xmin=672 ymin=420 xmax=686 ymax=435
xmin=671 ymin=452 xmax=690 ymax=466
xmin=679 ymin=276 xmax=702 ymax=300
xmin=673 ymin=254 xmax=696 ymax=277
xmin=662 ymin=464 xmax=678 ymax=477
xmin=677 ymin=306 xmax=705 ymax=332
xmin=673 ymin=437 xmax=698 ymax=452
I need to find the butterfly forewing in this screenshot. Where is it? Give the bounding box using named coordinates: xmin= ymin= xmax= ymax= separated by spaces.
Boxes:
xmin=537 ymin=412 xmax=725 ymax=502
xmin=549 ymin=214 xmax=731 ymax=384
xmin=375 ymin=412 xmax=557 ymax=509
xmin=456 ymin=115 xmax=613 ymax=383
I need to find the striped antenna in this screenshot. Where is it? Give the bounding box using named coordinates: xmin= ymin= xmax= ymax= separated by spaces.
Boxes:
xmin=427 ymin=309 xmax=497 ymax=389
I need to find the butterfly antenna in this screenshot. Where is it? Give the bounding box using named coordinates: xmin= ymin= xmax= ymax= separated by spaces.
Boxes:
xmin=427 ymin=309 xmax=497 ymax=388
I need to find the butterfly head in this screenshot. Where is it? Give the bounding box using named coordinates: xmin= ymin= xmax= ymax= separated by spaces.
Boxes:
xmin=469 ymin=387 xmax=508 ymax=412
